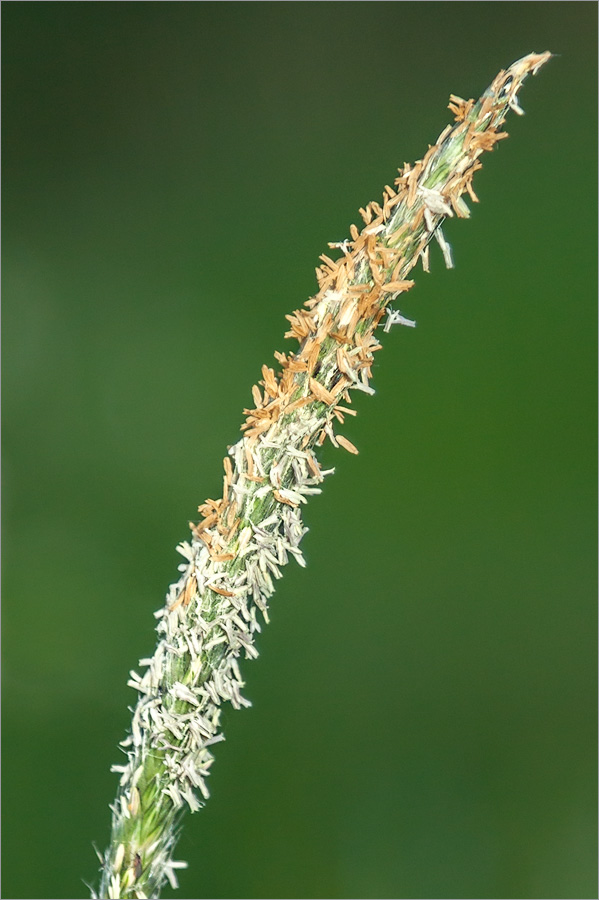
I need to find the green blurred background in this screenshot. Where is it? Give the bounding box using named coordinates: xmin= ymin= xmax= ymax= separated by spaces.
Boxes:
xmin=2 ymin=3 xmax=596 ymax=898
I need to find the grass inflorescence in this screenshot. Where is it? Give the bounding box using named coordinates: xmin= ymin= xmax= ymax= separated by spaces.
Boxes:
xmin=95 ymin=52 xmax=551 ymax=900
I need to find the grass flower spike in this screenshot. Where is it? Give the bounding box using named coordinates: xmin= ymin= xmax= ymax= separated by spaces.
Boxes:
xmin=96 ymin=52 xmax=551 ymax=899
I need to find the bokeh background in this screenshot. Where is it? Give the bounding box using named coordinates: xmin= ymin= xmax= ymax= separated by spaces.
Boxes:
xmin=2 ymin=3 xmax=597 ymax=899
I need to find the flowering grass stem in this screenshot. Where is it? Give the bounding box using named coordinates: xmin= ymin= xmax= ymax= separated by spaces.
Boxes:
xmin=95 ymin=52 xmax=551 ymax=899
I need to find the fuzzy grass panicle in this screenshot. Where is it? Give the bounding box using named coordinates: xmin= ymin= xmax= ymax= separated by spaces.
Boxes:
xmin=95 ymin=52 xmax=551 ymax=899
